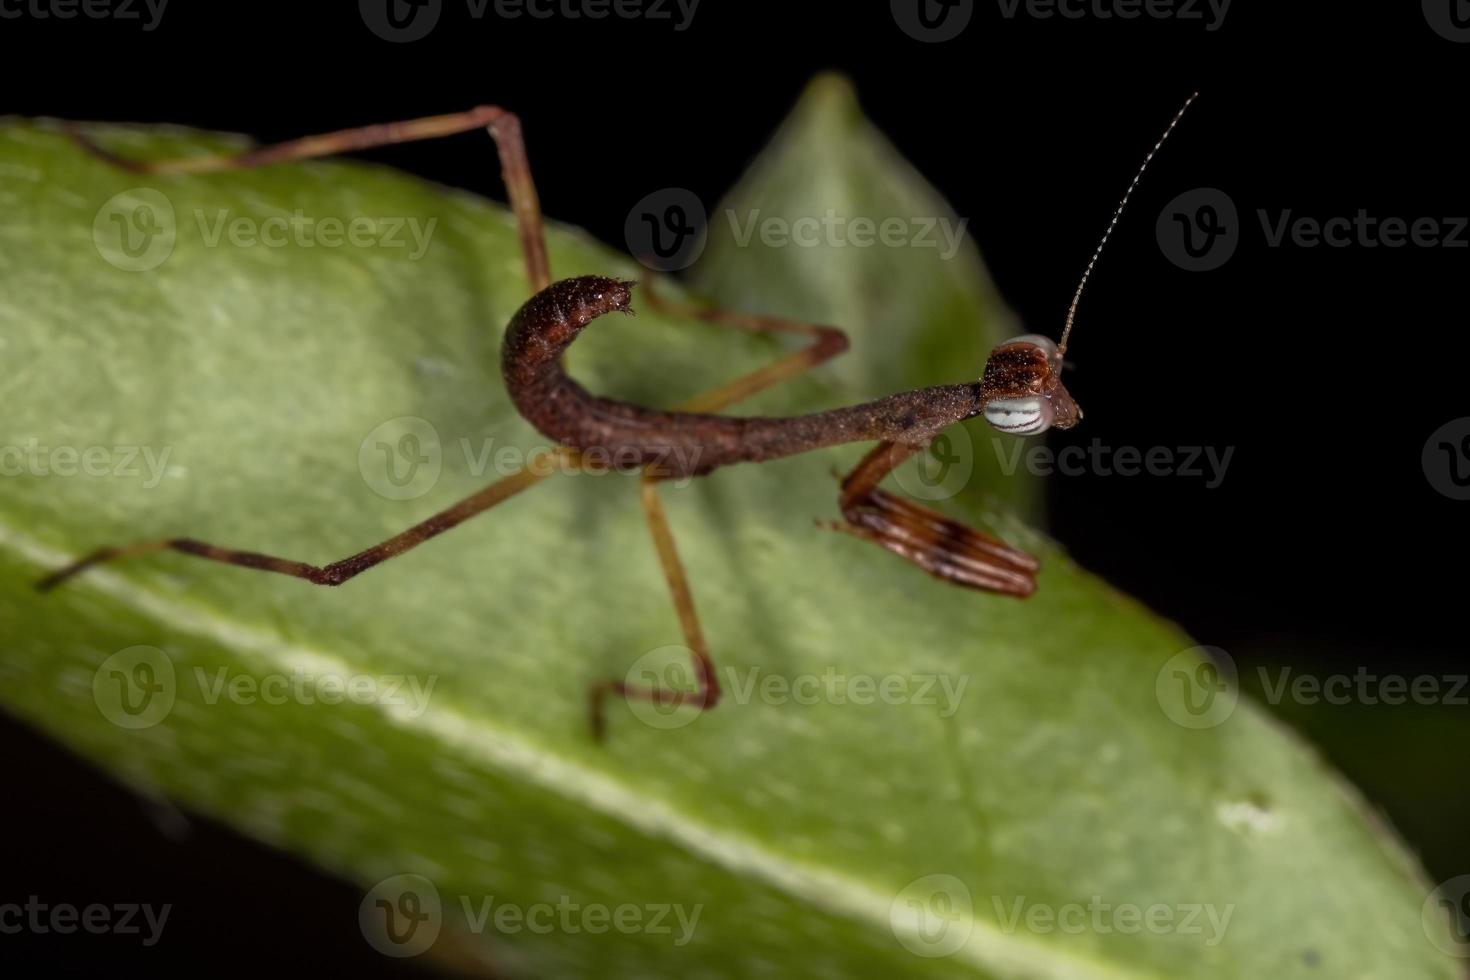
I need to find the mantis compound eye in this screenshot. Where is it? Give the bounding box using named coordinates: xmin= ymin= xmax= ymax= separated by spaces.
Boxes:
xmin=984 ymin=395 xmax=1056 ymax=435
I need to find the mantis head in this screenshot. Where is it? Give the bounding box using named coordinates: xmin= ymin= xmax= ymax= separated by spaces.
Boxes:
xmin=979 ymin=333 xmax=1080 ymax=436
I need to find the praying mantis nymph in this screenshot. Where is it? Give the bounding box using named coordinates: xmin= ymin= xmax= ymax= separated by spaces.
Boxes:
xmin=40 ymin=92 xmax=1199 ymax=737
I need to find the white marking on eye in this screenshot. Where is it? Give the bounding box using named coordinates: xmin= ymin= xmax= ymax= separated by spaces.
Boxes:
xmin=984 ymin=396 xmax=1053 ymax=435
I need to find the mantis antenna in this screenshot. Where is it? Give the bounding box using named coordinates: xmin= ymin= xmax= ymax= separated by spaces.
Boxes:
xmin=1058 ymin=90 xmax=1200 ymax=358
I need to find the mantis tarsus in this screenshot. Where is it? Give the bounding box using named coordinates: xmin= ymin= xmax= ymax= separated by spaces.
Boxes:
xmin=39 ymin=93 xmax=1198 ymax=737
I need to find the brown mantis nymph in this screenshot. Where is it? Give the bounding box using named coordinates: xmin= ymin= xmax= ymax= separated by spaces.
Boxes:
xmin=39 ymin=93 xmax=1197 ymax=737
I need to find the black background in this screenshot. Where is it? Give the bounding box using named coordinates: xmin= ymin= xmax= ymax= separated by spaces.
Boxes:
xmin=3 ymin=0 xmax=1466 ymax=973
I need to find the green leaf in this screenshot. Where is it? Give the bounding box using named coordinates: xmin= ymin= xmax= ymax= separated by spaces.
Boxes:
xmin=0 ymin=77 xmax=1457 ymax=978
